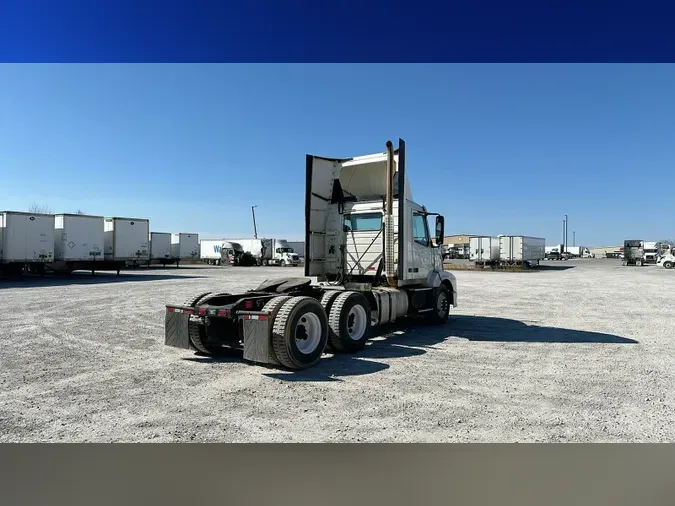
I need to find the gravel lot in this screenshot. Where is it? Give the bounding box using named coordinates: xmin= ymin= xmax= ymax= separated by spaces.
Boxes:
xmin=1 ymin=259 xmax=673 ymax=442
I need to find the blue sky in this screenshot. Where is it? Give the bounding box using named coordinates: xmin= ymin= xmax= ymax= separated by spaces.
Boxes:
xmin=1 ymin=64 xmax=674 ymax=246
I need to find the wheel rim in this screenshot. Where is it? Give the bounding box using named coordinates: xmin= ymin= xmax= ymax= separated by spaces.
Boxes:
xmin=437 ymin=292 xmax=449 ymax=317
xmin=346 ymin=304 xmax=368 ymax=341
xmin=294 ymin=312 xmax=322 ymax=354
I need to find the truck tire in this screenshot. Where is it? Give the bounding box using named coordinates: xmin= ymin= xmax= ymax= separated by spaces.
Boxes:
xmin=188 ymin=319 xmax=218 ymax=355
xmin=183 ymin=292 xmax=213 ymax=307
xmin=327 ymin=291 xmax=371 ymax=353
xmin=271 ymin=296 xmax=328 ymax=370
xmin=261 ymin=296 xmax=294 ymax=364
xmin=320 ymin=290 xmax=342 ymax=351
xmin=428 ymin=284 xmax=450 ymax=325
xmin=663 ymin=261 xmax=673 ymax=269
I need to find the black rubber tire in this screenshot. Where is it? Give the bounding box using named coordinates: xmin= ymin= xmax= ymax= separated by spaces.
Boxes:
xmin=427 ymin=284 xmax=451 ymax=325
xmin=183 ymin=291 xmax=213 ymax=307
xmin=271 ymin=296 xmax=328 ymax=370
xmin=320 ymin=290 xmax=343 ymax=351
xmin=327 ymin=291 xmax=371 ymax=353
xmin=663 ymin=261 xmax=673 ymax=269
xmin=261 ymin=296 xmax=293 ymax=364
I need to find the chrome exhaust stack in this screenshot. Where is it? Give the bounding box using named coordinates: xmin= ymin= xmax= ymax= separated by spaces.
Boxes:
xmin=385 ymin=140 xmax=397 ymax=287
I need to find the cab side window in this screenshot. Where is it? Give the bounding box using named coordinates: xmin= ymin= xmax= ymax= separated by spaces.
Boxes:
xmin=412 ymin=212 xmax=429 ymax=247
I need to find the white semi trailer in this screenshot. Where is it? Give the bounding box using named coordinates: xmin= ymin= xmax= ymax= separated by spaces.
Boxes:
xmin=469 ymin=236 xmax=500 ymax=265
xmin=199 ymin=239 xmax=226 ymax=265
xmin=499 ymin=235 xmax=545 ymax=267
xmin=149 ymin=232 xmax=173 ymax=266
xmin=164 ymin=138 xmax=458 ymax=370
xmin=104 ymin=217 xmax=149 ymax=267
xmin=171 ymin=233 xmax=199 ymax=266
xmin=0 ymin=211 xmax=55 ymax=276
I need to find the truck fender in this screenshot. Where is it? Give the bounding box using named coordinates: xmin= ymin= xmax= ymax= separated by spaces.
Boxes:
xmin=427 ymin=270 xmax=458 ymax=307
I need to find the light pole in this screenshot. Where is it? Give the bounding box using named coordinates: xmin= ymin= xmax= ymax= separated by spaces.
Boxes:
xmin=564 ymin=214 xmax=568 ymax=253
xmin=573 ymin=231 xmax=576 ymax=247
xmin=251 ymin=205 xmax=258 ymax=239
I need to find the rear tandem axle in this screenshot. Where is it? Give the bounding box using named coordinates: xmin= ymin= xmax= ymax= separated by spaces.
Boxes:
xmin=164 ymin=277 xmax=452 ymax=370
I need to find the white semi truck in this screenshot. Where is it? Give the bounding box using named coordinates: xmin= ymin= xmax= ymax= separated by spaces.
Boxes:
xmin=643 ymin=242 xmax=661 ymax=264
xmin=262 ymin=238 xmax=300 ymax=266
xmin=164 ymin=138 xmax=458 ymax=370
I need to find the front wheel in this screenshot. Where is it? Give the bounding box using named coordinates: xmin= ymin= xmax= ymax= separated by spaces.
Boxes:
xmin=663 ymin=261 xmax=673 ymax=269
xmin=428 ymin=284 xmax=451 ymax=325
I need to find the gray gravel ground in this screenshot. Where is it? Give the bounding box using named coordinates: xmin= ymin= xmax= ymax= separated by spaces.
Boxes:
xmin=1 ymin=259 xmax=673 ymax=442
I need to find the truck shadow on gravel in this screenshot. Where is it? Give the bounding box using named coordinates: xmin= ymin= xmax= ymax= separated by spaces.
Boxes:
xmin=185 ymin=315 xmax=636 ymax=382
xmin=0 ymin=272 xmax=207 ymax=288
xmin=535 ymin=264 xmax=576 ymax=271
xmin=446 ymin=315 xmax=637 ymax=344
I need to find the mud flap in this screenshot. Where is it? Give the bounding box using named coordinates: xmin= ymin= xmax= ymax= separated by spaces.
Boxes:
xmin=164 ymin=307 xmax=192 ymax=350
xmin=240 ymin=311 xmax=279 ymax=366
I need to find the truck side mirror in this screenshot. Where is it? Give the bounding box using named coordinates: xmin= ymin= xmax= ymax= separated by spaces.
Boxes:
xmin=435 ymin=216 xmax=444 ymax=247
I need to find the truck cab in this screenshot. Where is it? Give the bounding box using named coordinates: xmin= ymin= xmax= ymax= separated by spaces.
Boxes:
xmin=643 ymin=242 xmax=661 ymax=264
xmin=263 ymin=238 xmax=300 ymax=267
xmin=305 ymin=139 xmax=456 ymax=297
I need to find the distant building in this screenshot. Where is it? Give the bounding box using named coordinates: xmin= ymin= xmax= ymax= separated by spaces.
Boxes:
xmin=443 ymin=234 xmax=481 ymax=259
xmin=443 ymin=234 xmax=474 ymax=246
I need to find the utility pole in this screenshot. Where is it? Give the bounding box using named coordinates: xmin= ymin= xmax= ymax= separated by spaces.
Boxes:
xmin=251 ymin=205 xmax=258 ymax=239
xmin=564 ymin=215 xmax=568 ymax=253
xmin=573 ymin=231 xmax=576 ymax=247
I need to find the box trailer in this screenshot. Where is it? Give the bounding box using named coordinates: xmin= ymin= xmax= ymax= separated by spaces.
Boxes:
xmin=149 ymin=232 xmax=172 ymax=265
xmin=0 ymin=211 xmax=55 ymax=275
xmin=499 ymin=235 xmax=545 ymax=266
xmin=104 ymin=217 xmax=149 ymax=264
xmin=469 ymin=236 xmax=500 ymax=264
xmin=171 ymin=233 xmax=199 ymax=264
xmin=200 ymin=239 xmax=226 ymax=265
xmin=54 ymin=214 xmax=104 ymax=262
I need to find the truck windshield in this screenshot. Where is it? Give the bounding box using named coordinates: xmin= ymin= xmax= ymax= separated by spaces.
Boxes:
xmin=344 ymin=213 xmax=382 ymax=232
xmin=278 ymin=248 xmax=294 ymax=253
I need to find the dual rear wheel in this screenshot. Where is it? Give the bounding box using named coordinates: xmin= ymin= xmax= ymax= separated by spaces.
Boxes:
xmin=267 ymin=291 xmax=372 ymax=369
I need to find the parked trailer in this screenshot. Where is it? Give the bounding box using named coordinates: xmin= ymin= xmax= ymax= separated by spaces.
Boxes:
xmin=164 ymin=138 xmax=458 ymax=371
xmin=499 ymin=236 xmax=545 ymax=267
xmin=104 ymin=217 xmax=149 ymax=270
xmin=148 ymin=232 xmax=173 ymax=266
xmin=171 ymin=233 xmax=199 ymax=266
xmin=622 ymin=240 xmax=644 ymax=266
xmin=45 ymin=213 xmax=125 ymax=275
xmin=199 ymin=239 xmax=226 ymax=265
xmin=469 ymin=236 xmax=500 ymax=265
xmin=0 ymin=211 xmax=55 ymax=276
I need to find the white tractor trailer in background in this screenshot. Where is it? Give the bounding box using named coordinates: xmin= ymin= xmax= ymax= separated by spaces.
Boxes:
xmin=164 ymin=138 xmax=458 ymax=370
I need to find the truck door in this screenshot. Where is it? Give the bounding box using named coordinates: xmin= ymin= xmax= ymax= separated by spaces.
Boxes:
xmin=408 ymin=204 xmax=434 ymax=282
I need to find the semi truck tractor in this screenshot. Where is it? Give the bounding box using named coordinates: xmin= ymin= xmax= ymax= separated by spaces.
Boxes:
xmin=262 ymin=238 xmax=300 ymax=266
xmin=164 ymin=138 xmax=458 ymax=370
xmin=622 ymin=240 xmax=644 ymax=266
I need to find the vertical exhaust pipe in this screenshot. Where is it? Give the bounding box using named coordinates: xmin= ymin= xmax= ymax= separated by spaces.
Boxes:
xmin=385 ymin=140 xmax=396 ymax=286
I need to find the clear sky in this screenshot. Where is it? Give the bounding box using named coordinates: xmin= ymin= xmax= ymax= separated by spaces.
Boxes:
xmin=1 ymin=64 xmax=673 ymax=246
